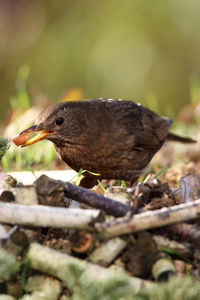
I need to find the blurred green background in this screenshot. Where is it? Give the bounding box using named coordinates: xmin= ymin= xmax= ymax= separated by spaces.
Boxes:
xmin=1 ymin=0 xmax=200 ymax=124
xmin=1 ymin=0 xmax=200 ymax=172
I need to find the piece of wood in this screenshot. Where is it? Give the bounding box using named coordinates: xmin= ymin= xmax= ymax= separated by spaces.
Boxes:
xmin=96 ymin=199 xmax=200 ymax=239
xmin=0 ymin=201 xmax=104 ymax=230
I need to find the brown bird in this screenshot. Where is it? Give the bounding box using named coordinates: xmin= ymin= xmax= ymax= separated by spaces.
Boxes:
xmin=16 ymin=99 xmax=195 ymax=187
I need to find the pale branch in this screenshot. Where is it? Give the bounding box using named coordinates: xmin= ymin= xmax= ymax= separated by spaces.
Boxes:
xmin=0 ymin=201 xmax=104 ymax=230
xmin=95 ymin=199 xmax=200 ymax=239
xmin=27 ymin=242 xmax=154 ymax=294
xmin=152 ymin=235 xmax=191 ymax=256
xmin=88 ymin=237 xmax=128 ymax=267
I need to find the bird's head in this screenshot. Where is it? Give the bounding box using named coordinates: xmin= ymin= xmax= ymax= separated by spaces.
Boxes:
xmin=18 ymin=101 xmax=87 ymax=147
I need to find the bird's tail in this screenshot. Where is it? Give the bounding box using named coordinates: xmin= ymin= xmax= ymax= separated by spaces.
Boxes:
xmin=167 ymin=133 xmax=196 ymax=143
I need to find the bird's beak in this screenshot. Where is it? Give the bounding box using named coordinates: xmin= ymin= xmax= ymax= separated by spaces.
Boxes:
xmin=19 ymin=125 xmax=56 ymax=147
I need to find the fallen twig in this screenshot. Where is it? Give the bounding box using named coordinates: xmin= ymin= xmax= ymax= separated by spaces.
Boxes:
xmin=0 ymin=201 xmax=104 ymax=230
xmin=36 ymin=175 xmax=131 ymax=217
xmin=166 ymin=223 xmax=200 ymax=246
xmin=88 ymin=237 xmax=128 ymax=267
xmin=152 ymin=234 xmax=191 ymax=256
xmin=96 ymin=199 xmax=200 ymax=239
xmin=27 ymin=242 xmax=154 ymax=294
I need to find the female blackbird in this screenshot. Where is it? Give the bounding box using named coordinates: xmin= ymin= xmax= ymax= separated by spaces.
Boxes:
xmin=17 ymin=98 xmax=195 ymax=187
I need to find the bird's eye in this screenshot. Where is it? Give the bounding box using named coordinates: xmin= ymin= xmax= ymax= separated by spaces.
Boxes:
xmin=56 ymin=117 xmax=64 ymax=126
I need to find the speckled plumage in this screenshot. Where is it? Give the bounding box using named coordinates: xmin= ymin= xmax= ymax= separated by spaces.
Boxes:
xmin=18 ymin=98 xmax=196 ymax=187
xmin=22 ymin=98 xmax=173 ymax=185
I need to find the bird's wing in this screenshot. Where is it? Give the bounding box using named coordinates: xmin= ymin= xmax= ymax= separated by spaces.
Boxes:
xmin=108 ymin=101 xmax=172 ymax=150
xmin=134 ymin=107 xmax=172 ymax=150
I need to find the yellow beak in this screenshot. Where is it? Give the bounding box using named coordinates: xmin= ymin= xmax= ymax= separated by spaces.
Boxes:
xmin=19 ymin=125 xmax=56 ymax=147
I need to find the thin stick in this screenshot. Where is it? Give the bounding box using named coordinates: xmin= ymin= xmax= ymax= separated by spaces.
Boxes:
xmin=0 ymin=201 xmax=104 ymax=230
xmin=64 ymin=182 xmax=131 ymax=217
xmin=88 ymin=237 xmax=128 ymax=267
xmin=36 ymin=175 xmax=131 ymax=217
xmin=96 ymin=199 xmax=200 ymax=239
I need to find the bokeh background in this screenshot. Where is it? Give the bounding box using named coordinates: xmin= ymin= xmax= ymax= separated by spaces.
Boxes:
xmin=1 ymin=0 xmax=200 ymax=122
